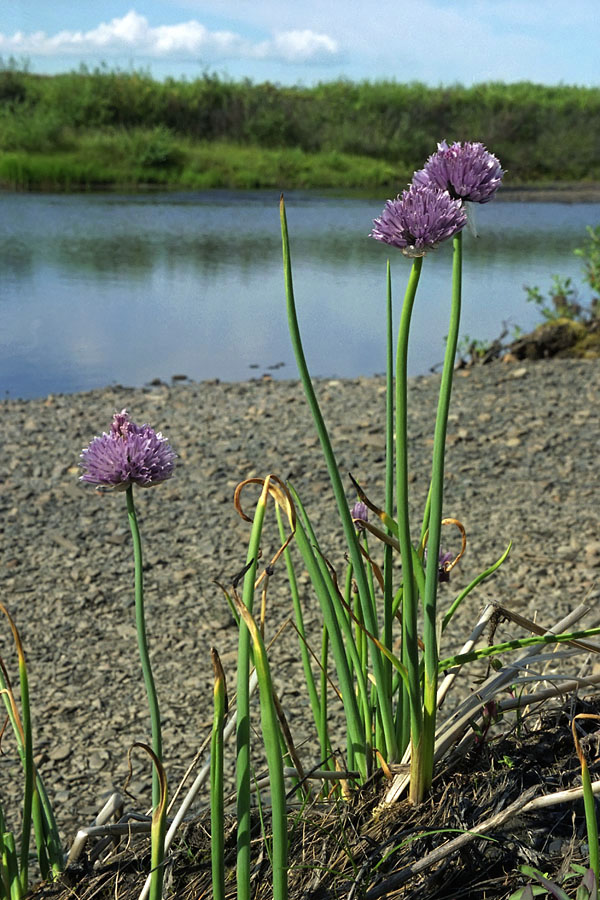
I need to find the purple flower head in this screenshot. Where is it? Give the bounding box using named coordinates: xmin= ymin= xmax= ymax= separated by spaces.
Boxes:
xmin=370 ymin=183 xmax=467 ymax=258
xmin=351 ymin=501 xmax=369 ymax=531
xmin=438 ymin=550 xmax=454 ymax=583
xmin=413 ymin=141 xmax=504 ymax=204
xmin=80 ymin=409 xmax=176 ymax=490
xmin=424 ymin=547 xmax=454 ymax=583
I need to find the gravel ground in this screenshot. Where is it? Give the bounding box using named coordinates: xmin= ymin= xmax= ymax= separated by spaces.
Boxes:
xmin=1 ymin=358 xmax=600 ymax=853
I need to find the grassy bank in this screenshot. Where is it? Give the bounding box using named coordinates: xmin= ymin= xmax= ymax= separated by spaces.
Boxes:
xmin=0 ymin=132 xmax=405 ymax=191
xmin=2 ymin=66 xmax=600 ymax=191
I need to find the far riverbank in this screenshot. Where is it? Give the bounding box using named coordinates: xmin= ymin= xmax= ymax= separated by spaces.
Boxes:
xmin=2 ymin=138 xmax=600 ymax=198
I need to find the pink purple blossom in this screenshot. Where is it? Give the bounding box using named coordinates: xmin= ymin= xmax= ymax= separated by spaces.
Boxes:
xmin=370 ymin=183 xmax=467 ymax=258
xmin=351 ymin=501 xmax=369 ymax=531
xmin=80 ymin=410 xmax=176 ymax=490
xmin=413 ymin=141 xmax=504 ymax=204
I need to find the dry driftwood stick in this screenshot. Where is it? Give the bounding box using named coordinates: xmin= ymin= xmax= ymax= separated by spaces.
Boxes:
xmin=384 ymin=603 xmax=593 ymax=805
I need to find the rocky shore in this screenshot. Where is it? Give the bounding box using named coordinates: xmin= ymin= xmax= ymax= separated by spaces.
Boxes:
xmin=2 ymin=358 xmax=600 ymax=853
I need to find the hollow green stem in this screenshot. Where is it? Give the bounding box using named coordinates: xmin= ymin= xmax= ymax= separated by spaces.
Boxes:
xmin=276 ymin=506 xmax=327 ymax=762
xmin=281 ymin=196 xmax=397 ymax=762
xmin=236 ymin=478 xmax=270 ymax=900
xmin=233 ymin=597 xmax=288 ymax=900
xmin=418 ymin=231 xmax=463 ymax=802
xmin=17 ymin=653 xmax=32 ymax=895
xmin=441 ymin=543 xmax=512 ymax=633
xmin=210 ymin=649 xmax=227 ymax=900
xmin=125 ymin=486 xmax=162 ymax=809
xmin=0 ymin=604 xmax=34 ymax=893
xmin=394 ymin=256 xmax=424 ymax=797
xmin=384 ymin=260 xmax=394 ymax=694
xmin=438 ymin=624 xmax=600 ymax=669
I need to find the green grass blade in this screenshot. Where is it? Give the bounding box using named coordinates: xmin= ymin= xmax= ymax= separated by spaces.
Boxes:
xmin=236 ymin=477 xmax=271 ymax=900
xmin=0 ymin=604 xmax=33 ymax=894
xmin=126 ymin=743 xmax=167 ymax=900
xmin=232 ymin=596 xmax=288 ymax=900
xmin=441 ymin=543 xmax=512 ymax=633
xmin=210 ymin=649 xmax=227 ymax=900
xmin=275 ymin=505 xmax=325 ymax=754
xmin=438 ymin=625 xmax=600 ymax=669
xmin=572 ymin=716 xmax=600 ymax=884
xmin=0 ymin=829 xmax=22 ymax=900
xmin=291 ymin=504 xmax=369 ymax=778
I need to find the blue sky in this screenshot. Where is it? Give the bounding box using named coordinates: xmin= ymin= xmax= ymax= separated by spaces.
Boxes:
xmin=1 ymin=1 xmax=598 ymax=87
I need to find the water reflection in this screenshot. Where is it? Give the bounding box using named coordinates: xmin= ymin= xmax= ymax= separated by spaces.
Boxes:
xmin=1 ymin=190 xmax=599 ymax=398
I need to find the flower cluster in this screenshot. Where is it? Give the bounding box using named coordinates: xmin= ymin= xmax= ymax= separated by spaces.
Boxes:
xmin=80 ymin=409 xmax=176 ymax=490
xmin=371 ymin=183 xmax=467 ymax=258
xmin=413 ymin=140 xmax=504 ymax=204
xmin=370 ymin=140 xmax=503 ymax=256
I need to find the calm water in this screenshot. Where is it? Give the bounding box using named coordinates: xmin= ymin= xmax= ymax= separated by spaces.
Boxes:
xmin=2 ymin=190 xmax=600 ymax=399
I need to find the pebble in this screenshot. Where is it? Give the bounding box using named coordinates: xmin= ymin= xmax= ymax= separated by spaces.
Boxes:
xmin=1 ymin=358 xmax=600 ymax=849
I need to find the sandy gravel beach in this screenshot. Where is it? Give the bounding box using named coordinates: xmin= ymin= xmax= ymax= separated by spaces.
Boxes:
xmin=1 ymin=357 xmax=600 ymax=850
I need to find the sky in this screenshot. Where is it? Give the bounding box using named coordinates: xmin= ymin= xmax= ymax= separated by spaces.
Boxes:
xmin=1 ymin=1 xmax=598 ymax=87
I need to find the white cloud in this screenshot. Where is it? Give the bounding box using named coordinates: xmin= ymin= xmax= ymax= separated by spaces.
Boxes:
xmin=0 ymin=9 xmax=339 ymax=65
xmin=271 ymin=30 xmax=338 ymax=63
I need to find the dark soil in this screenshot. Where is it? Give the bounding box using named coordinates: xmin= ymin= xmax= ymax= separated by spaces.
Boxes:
xmin=27 ymin=696 xmax=600 ymax=900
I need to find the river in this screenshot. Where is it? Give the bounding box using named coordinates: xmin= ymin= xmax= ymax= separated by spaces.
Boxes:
xmin=1 ymin=189 xmax=599 ymax=399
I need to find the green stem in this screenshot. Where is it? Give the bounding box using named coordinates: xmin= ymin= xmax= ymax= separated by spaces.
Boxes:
xmin=17 ymin=654 xmax=32 ymax=895
xmin=320 ymin=626 xmax=331 ymax=771
xmin=384 ymin=260 xmax=394 ymax=693
xmin=441 ymin=543 xmax=512 ymax=633
xmin=236 ymin=479 xmax=270 ymax=900
xmin=0 ymin=604 xmax=35 ymax=893
xmin=233 ymin=598 xmax=288 ymax=900
xmin=276 ymin=507 xmax=327 ymax=762
xmin=281 ymin=196 xmax=397 ymax=762
xmin=582 ymin=758 xmax=600 ymax=880
xmin=210 ymin=650 xmax=226 ymax=900
xmin=394 ymin=256 xmax=424 ymax=797
xmin=438 ymin=624 xmax=600 ymax=669
xmin=418 ymin=231 xmax=463 ymax=802
xmin=126 ymin=486 xmax=162 ymax=809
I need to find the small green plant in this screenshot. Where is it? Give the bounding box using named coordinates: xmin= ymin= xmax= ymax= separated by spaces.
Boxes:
xmin=524 ymin=275 xmax=582 ymax=321
xmin=524 ymin=226 xmax=600 ymax=324
xmin=572 ymin=714 xmax=600 ymax=885
xmin=0 ymin=605 xmax=63 ymax=900
xmin=456 ymin=333 xmax=496 ymax=363
xmin=509 ymin=864 xmax=597 ymax=900
xmin=575 ymin=226 xmax=600 ymax=297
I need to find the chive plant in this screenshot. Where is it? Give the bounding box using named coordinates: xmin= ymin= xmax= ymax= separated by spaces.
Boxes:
xmin=79 ymin=410 xmax=175 ymax=884
xmin=0 ymin=604 xmax=64 ymax=900
xmin=280 ymin=141 xmax=510 ymax=803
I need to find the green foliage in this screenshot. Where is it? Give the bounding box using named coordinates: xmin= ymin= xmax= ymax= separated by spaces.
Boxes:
xmin=524 ymin=276 xmax=582 ymax=321
xmin=2 ymin=64 xmax=600 ymax=189
xmin=524 ymin=227 xmax=600 ymax=324
xmin=0 ymin=604 xmax=64 ymax=898
xmin=0 ymin=137 xmax=404 ymax=191
xmin=509 ymin=864 xmax=597 ymax=900
xmin=456 ymin=334 xmax=496 ymax=361
xmin=574 ymin=226 xmax=600 ymax=296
